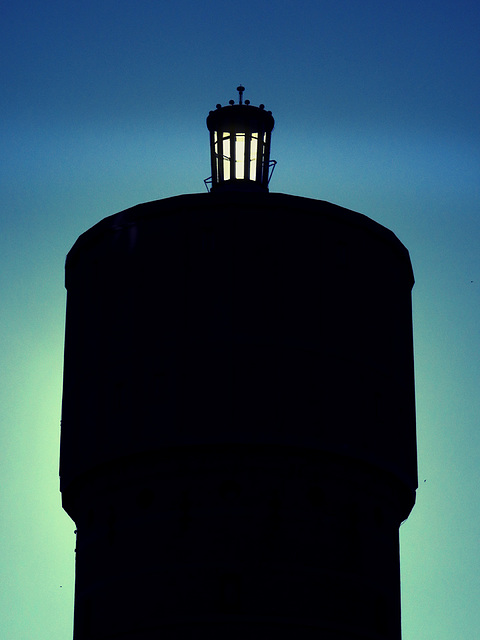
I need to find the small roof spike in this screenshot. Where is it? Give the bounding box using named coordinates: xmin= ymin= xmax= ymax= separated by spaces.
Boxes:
xmin=237 ymin=85 xmax=245 ymax=105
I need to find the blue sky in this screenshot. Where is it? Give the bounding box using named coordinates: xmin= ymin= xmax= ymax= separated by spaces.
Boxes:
xmin=1 ymin=1 xmax=479 ymax=638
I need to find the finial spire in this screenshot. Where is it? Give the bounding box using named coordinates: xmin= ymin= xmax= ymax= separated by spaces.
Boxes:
xmin=237 ymin=85 xmax=245 ymax=105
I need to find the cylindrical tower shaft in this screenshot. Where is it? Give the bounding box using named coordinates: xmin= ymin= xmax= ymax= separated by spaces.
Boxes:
xmin=61 ymin=191 xmax=416 ymax=639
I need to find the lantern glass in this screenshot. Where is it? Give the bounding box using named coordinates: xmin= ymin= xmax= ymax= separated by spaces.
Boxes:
xmin=235 ymin=133 xmax=245 ymax=179
xmin=223 ymin=133 xmax=231 ymax=180
xmin=213 ymin=129 xmax=269 ymax=186
xmin=250 ymin=133 xmax=258 ymax=180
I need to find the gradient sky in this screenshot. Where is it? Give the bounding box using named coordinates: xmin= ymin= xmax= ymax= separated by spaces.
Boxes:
xmin=1 ymin=1 xmax=479 ymax=638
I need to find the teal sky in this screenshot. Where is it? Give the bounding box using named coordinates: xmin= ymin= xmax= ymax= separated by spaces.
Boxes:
xmin=1 ymin=1 xmax=479 ymax=638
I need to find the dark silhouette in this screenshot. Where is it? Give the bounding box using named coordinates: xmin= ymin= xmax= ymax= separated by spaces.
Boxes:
xmin=60 ymin=88 xmax=417 ymax=639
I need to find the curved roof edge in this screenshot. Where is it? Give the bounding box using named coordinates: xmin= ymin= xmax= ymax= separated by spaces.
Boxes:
xmin=66 ymin=192 xmax=414 ymax=284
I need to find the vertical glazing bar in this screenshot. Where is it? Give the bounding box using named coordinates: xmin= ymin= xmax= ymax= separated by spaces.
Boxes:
xmin=262 ymin=131 xmax=271 ymax=187
xmin=218 ymin=131 xmax=224 ymax=182
xmin=244 ymin=130 xmax=251 ymax=181
xmin=256 ymin=130 xmax=264 ymax=183
xmin=210 ymin=131 xmax=217 ymax=183
xmin=230 ymin=129 xmax=235 ymax=180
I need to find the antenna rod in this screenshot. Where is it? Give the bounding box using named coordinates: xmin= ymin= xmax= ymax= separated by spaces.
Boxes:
xmin=237 ymin=85 xmax=245 ymax=105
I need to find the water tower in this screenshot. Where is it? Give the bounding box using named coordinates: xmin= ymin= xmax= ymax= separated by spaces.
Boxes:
xmin=60 ymin=87 xmax=417 ymax=639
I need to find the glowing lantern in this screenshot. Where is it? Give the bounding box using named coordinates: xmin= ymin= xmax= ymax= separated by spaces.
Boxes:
xmin=206 ymin=86 xmax=275 ymax=192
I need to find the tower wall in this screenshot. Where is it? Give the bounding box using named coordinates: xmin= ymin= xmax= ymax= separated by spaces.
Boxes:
xmin=61 ymin=191 xmax=416 ymax=639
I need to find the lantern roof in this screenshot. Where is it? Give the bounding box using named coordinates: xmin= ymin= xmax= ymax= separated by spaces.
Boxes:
xmin=206 ymin=86 xmax=275 ymax=134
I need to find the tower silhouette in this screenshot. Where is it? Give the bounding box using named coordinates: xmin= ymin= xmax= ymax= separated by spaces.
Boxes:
xmin=60 ymin=88 xmax=417 ymax=639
